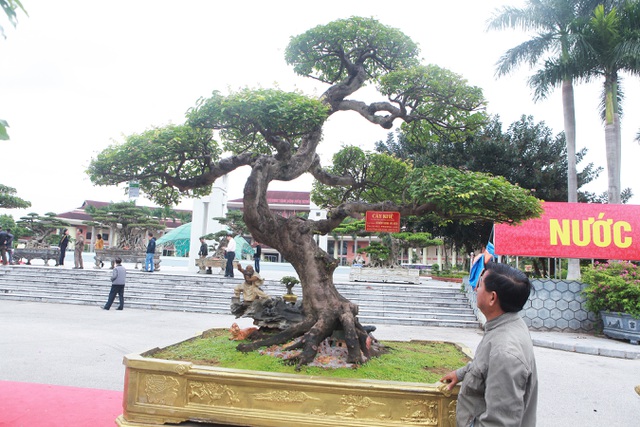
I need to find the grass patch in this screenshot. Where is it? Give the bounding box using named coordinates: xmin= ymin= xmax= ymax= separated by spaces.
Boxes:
xmin=148 ymin=329 xmax=470 ymax=383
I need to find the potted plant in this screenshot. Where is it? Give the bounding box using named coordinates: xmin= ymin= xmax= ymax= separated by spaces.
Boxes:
xmin=280 ymin=275 xmax=300 ymax=303
xmin=582 ymin=261 xmax=640 ymax=344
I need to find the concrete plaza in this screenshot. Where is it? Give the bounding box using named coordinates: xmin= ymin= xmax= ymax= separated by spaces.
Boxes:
xmin=1 ymin=296 xmax=639 ymax=426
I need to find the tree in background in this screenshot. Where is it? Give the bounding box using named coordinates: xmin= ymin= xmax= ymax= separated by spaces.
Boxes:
xmin=377 ymin=115 xmax=603 ymax=254
xmin=488 ymin=0 xmax=609 ymax=280
xmin=16 ymin=212 xmax=69 ymax=247
xmin=1 ymin=0 xmax=27 ymax=140
xmin=84 ymin=202 xmax=162 ymax=250
xmin=488 ymin=0 xmax=604 ymax=203
xmin=0 ymin=213 xmax=30 ymax=242
xmin=212 ymin=210 xmax=248 ymax=237
xmin=330 ymin=218 xmax=443 ymax=267
xmin=521 ymin=1 xmax=640 ymax=205
xmin=0 ymin=184 xmax=30 ymax=209
xmin=571 ymin=2 xmax=640 ymax=204
xmin=88 ymin=17 xmax=541 ymax=366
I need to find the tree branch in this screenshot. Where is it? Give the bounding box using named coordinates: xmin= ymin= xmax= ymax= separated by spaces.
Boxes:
xmin=165 ymin=152 xmax=255 ymax=191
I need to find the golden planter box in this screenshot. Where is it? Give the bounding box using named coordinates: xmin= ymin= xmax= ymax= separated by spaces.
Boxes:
xmin=117 ymin=341 xmax=463 ymax=427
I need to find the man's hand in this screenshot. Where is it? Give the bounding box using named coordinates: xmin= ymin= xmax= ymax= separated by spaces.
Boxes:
xmin=440 ymin=371 xmax=459 ymax=391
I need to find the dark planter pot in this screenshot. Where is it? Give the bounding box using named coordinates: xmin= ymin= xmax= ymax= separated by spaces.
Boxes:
xmin=600 ymin=311 xmax=640 ymax=345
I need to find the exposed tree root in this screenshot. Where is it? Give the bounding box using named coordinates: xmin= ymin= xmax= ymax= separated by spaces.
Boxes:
xmin=236 ymin=319 xmax=314 ymax=353
xmin=237 ymin=302 xmax=376 ymax=370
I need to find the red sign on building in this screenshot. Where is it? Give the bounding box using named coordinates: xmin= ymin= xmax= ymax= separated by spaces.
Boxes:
xmin=365 ymin=211 xmax=401 ymax=233
xmin=495 ymin=202 xmax=640 ymax=260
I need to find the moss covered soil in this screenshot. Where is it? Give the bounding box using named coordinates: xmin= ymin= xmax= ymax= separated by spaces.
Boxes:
xmin=148 ymin=328 xmax=471 ymax=384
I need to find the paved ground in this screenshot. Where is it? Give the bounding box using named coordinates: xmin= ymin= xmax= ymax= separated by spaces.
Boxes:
xmin=2 ymin=258 xmax=640 ymax=426
xmin=1 ymin=299 xmax=639 ymax=427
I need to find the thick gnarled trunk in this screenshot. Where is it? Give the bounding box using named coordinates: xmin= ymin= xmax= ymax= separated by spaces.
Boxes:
xmin=236 ymin=155 xmax=371 ymax=367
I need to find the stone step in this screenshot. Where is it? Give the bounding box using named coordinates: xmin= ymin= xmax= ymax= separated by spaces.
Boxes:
xmin=0 ymin=284 xmax=473 ymax=315
xmin=357 ymin=315 xmax=479 ymax=328
xmin=0 ymin=279 xmax=470 ymax=306
xmin=0 ymin=266 xmax=472 ymax=297
xmin=0 ymin=289 xmax=475 ymax=321
xmin=0 ymin=265 xmax=479 ymax=328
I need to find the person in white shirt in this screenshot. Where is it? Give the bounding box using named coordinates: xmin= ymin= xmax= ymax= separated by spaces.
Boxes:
xmin=224 ymin=235 xmax=236 ymax=277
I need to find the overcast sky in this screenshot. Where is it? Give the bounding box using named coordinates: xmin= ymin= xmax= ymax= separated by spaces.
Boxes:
xmin=1 ymin=0 xmax=639 ymax=219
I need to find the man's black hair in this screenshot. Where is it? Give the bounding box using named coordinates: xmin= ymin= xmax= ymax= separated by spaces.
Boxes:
xmin=483 ymin=262 xmax=533 ymax=312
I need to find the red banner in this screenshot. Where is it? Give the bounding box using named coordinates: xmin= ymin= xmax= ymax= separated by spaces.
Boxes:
xmin=495 ymin=202 xmax=640 ymax=260
xmin=365 ymin=211 xmax=401 ymax=233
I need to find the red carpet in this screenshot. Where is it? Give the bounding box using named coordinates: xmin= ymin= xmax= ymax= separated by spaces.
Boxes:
xmin=0 ymin=381 xmax=123 ymax=427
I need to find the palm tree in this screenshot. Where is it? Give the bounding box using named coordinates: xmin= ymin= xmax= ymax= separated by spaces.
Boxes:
xmin=574 ymin=2 xmax=640 ymax=204
xmin=487 ymin=0 xmax=601 ymax=279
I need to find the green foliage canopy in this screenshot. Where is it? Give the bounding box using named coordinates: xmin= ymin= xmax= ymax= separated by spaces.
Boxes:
xmin=285 ymin=16 xmax=420 ymax=84
xmin=89 ymin=15 xmax=541 ymax=261
xmin=313 ymin=146 xmax=542 ymax=225
xmin=0 ymin=183 xmax=30 ymax=209
xmin=88 ymin=125 xmax=219 ymax=207
xmin=188 ymin=88 xmax=329 ymax=153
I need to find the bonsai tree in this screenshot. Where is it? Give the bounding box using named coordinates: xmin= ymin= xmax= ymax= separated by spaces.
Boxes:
xmin=16 ymin=212 xmax=69 ymax=248
xmin=85 ymin=201 xmax=163 ymax=250
xmin=280 ymin=276 xmax=300 ymax=294
xmin=334 ymin=218 xmax=442 ymax=267
xmin=357 ymin=242 xmax=390 ymax=267
xmin=212 ymin=210 xmax=249 ymax=237
xmin=88 ymin=17 xmax=541 ymax=367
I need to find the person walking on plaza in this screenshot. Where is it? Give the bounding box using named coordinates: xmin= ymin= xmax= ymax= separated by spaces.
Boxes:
xmin=224 ymin=235 xmax=236 ymax=278
xmin=58 ymin=229 xmax=70 ymax=266
xmin=73 ymin=229 xmax=85 ymax=269
xmin=145 ymin=232 xmax=156 ymax=272
xmin=253 ymin=241 xmax=261 ymax=273
xmin=440 ymin=262 xmax=538 ymax=427
xmin=102 ymin=257 xmax=126 ymax=310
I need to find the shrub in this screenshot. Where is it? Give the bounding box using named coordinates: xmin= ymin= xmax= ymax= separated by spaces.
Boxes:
xmin=581 ymin=261 xmax=640 ymax=319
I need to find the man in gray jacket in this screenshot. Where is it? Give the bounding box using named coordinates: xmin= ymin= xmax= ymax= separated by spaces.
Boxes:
xmin=441 ymin=262 xmax=538 ymax=427
xmin=102 ymin=257 xmax=126 ymax=310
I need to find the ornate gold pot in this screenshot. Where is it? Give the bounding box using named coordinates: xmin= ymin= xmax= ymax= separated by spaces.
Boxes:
xmin=117 ymin=338 xmax=464 ymax=427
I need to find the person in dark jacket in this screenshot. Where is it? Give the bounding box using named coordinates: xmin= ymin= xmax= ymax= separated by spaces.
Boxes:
xmin=5 ymin=228 xmax=13 ymax=264
xmin=253 ymin=242 xmax=261 ymax=273
xmin=102 ymin=257 xmax=126 ymax=310
xmin=145 ymin=232 xmax=156 ymax=272
xmin=58 ymin=229 xmax=70 ymax=266
xmin=0 ymin=228 xmax=8 ymax=265
xmin=198 ymin=237 xmax=212 ymax=274
xmin=198 ymin=237 xmax=208 ymax=257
